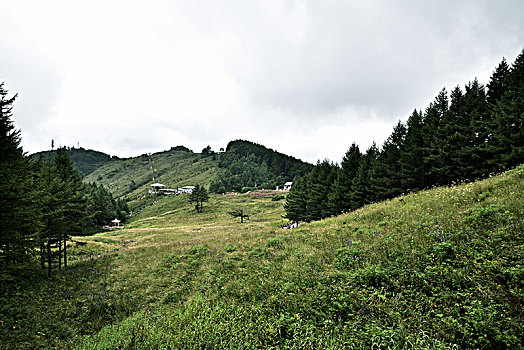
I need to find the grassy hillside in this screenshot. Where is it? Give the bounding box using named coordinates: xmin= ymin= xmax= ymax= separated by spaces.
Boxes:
xmin=82 ymin=141 xmax=312 ymax=213
xmin=2 ymin=166 xmax=523 ymax=349
xmin=84 ymin=149 xmax=218 ymax=209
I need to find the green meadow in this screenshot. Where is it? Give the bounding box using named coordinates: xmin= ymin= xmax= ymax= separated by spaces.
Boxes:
xmin=2 ymin=166 xmax=523 ymax=349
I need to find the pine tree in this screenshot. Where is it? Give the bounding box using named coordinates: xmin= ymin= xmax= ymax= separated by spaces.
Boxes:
xmin=487 ymin=58 xmax=510 ymax=105
xmin=400 ymin=110 xmax=425 ymax=192
xmin=492 ymin=49 xmax=524 ymax=169
xmin=466 ymin=79 xmax=492 ymax=178
xmin=188 ymin=185 xmax=209 ymax=213
xmin=304 ymin=159 xmax=338 ymax=221
xmin=446 ymin=86 xmax=468 ymax=181
xmin=37 ymin=155 xmax=66 ymax=277
xmin=0 ymin=83 xmax=38 ymax=267
xmin=370 ymin=121 xmax=406 ymax=200
xmin=87 ymin=183 xmax=115 ymax=227
xmin=116 ymin=198 xmax=130 ymax=220
xmin=350 ymin=143 xmax=379 ymax=209
xmin=423 ymin=88 xmax=449 ymax=186
xmin=53 ymin=148 xmax=89 ymax=268
xmin=327 ymin=143 xmax=361 ymax=215
xmin=284 ymin=176 xmax=308 ymax=222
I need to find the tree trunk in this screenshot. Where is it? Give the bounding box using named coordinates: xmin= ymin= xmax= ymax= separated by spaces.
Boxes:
xmin=47 ymin=218 xmax=51 ymax=278
xmin=63 ymin=238 xmax=67 ymax=268
xmin=40 ymin=241 xmax=45 ymax=269
xmin=58 ymin=233 xmax=62 ymax=270
xmin=5 ymin=242 xmax=10 ymax=266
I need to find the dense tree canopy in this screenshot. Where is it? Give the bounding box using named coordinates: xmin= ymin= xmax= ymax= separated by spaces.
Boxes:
xmin=210 ymin=140 xmax=312 ymax=193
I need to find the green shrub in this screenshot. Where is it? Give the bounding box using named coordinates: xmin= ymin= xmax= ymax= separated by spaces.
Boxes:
xmin=267 ymin=237 xmax=285 ymax=248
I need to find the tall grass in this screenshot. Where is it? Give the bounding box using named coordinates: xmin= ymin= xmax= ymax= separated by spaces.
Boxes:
xmin=2 ymin=166 xmax=523 ymax=349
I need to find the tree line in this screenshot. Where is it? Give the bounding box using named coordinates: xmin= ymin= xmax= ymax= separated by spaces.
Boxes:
xmin=0 ymin=83 xmax=128 ymax=276
xmin=285 ymin=49 xmax=524 ymax=222
xmin=210 ymin=140 xmax=313 ymax=193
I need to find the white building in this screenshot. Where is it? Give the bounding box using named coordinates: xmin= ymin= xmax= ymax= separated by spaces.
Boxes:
xmin=180 ymin=186 xmax=196 ymax=193
xmin=149 ymin=183 xmax=165 ymax=193
xmin=284 ymin=182 xmax=293 ymax=191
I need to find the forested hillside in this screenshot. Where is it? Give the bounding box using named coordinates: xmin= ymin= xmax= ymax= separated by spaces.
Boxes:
xmin=32 ymin=147 xmax=118 ymax=177
xmin=286 ymin=49 xmax=524 ymax=222
xmin=210 ymin=140 xmax=313 ymax=193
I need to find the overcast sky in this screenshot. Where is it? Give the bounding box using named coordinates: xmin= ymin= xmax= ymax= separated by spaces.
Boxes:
xmin=1 ymin=1 xmax=523 ymax=163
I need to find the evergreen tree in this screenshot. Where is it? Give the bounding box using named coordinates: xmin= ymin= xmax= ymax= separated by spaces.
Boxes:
xmin=188 ymin=184 xmax=209 ymax=213
xmin=350 ymin=143 xmax=379 ymax=209
xmin=87 ymin=183 xmax=117 ymax=227
xmin=37 ymin=154 xmax=67 ymax=277
xmin=0 ymin=83 xmax=38 ymax=266
xmin=116 ymin=198 xmax=130 ymax=220
xmin=213 ymin=140 xmax=312 ymax=192
xmin=283 ymin=176 xmax=308 ymax=222
xmin=446 ymin=86 xmax=468 ymax=181
xmin=492 ymin=49 xmax=524 ymax=169
xmin=487 ymin=58 xmax=511 ymax=105
xmin=228 ymin=209 xmax=249 ymax=223
xmin=53 ymin=148 xmax=89 ymax=268
xmin=303 ymin=159 xmax=338 ymax=221
xmin=422 ymin=88 xmax=449 ymax=186
xmin=465 ymin=79 xmax=492 ymax=179
xmin=400 ymin=109 xmax=425 ymax=192
xmin=327 ymin=143 xmax=361 ymax=215
xmin=370 ymin=121 xmax=406 ymax=200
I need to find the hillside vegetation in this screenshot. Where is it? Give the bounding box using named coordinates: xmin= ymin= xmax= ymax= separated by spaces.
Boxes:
xmin=84 ymin=149 xmax=219 ymax=209
xmin=77 ymin=140 xmax=312 ymax=212
xmin=210 ymin=140 xmax=313 ymax=193
xmin=31 ymin=147 xmax=118 ymax=177
xmin=3 ymin=165 xmax=522 ymax=349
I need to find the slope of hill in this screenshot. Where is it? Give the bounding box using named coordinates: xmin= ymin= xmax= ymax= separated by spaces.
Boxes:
xmin=83 ymin=165 xmax=524 ymax=349
xmin=30 ymin=141 xmax=312 ymax=210
xmin=31 ymin=147 xmax=118 ymax=177
xmin=3 ymin=165 xmax=521 ymax=349
xmin=80 ymin=141 xmax=312 ymax=212
xmin=83 ymin=148 xmax=218 ymax=209
xmin=210 ymin=140 xmax=313 ymax=192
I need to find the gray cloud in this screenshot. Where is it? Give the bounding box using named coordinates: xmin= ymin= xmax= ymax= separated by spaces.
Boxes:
xmin=1 ymin=0 xmax=523 ymax=163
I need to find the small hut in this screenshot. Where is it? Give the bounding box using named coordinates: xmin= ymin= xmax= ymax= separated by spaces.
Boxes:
xmin=149 ymin=183 xmax=166 ymax=193
xmin=111 ymin=218 xmax=123 ymax=229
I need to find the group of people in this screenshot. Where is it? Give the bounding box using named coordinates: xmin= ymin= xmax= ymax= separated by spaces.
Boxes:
xmin=282 ymin=220 xmax=299 ymax=230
